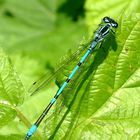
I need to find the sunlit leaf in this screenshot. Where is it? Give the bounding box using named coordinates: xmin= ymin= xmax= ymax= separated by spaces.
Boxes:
xmin=44 ymin=15 xmax=140 ymax=140
xmin=0 ymin=49 xmax=24 ymax=127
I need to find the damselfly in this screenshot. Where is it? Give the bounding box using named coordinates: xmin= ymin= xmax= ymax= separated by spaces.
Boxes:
xmin=25 ymin=16 xmax=118 ymax=140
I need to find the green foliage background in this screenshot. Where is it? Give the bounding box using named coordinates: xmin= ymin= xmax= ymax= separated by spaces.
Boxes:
xmin=0 ymin=0 xmax=140 ymax=140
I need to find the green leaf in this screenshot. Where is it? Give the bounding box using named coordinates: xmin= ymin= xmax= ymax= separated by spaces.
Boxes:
xmin=43 ymin=15 xmax=140 ymax=139
xmin=0 ymin=49 xmax=24 ymax=126
xmin=0 ymin=49 xmax=43 ymax=139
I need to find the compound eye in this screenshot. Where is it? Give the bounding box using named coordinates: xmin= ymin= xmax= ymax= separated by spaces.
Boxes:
xmin=103 ymin=16 xmax=110 ymax=23
xmin=112 ymin=22 xmax=118 ymax=28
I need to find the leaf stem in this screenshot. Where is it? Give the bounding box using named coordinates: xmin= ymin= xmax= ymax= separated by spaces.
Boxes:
xmin=15 ymin=107 xmax=43 ymax=140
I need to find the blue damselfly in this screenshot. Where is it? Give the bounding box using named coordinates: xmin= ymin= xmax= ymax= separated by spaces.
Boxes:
xmin=25 ymin=16 xmax=118 ymax=140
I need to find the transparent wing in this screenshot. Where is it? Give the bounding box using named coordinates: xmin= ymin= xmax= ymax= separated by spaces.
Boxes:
xmin=44 ymin=98 xmax=65 ymax=122
xmin=29 ymin=41 xmax=92 ymax=96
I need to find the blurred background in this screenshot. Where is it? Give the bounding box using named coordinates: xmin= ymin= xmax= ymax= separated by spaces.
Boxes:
xmin=0 ymin=0 xmax=88 ymax=89
xmin=0 ymin=0 xmax=139 ymax=139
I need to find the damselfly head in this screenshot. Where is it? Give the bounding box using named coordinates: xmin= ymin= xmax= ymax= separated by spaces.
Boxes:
xmin=103 ymin=16 xmax=118 ymax=28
